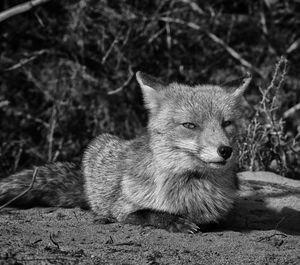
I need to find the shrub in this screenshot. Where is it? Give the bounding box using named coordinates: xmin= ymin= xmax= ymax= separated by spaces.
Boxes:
xmin=0 ymin=0 xmax=299 ymax=178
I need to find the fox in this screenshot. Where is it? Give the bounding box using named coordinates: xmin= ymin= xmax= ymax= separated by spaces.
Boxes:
xmin=0 ymin=72 xmax=251 ymax=233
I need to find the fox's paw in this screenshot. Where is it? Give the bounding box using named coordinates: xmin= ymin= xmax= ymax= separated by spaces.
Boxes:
xmin=167 ymin=217 xmax=200 ymax=234
xmin=123 ymin=213 xmax=143 ymax=225
xmin=118 ymin=209 xmax=200 ymax=234
xmin=93 ymin=215 xmax=115 ymax=224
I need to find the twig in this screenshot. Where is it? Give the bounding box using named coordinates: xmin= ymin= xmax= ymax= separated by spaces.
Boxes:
xmin=257 ymin=232 xmax=287 ymax=242
xmin=165 ymin=22 xmax=172 ymax=50
xmin=286 ymin=38 xmax=300 ymax=54
xmin=283 ymin=102 xmax=300 ymax=118
xmin=48 ymin=106 xmax=57 ymax=162
xmin=6 ymin=55 xmax=38 ymax=71
xmin=73 ymin=211 xmax=79 ymax=222
xmin=13 ymin=143 xmax=24 ymax=172
xmin=102 ymin=32 xmax=121 ymax=65
xmin=50 ymin=233 xmax=60 ymax=249
xmin=179 ymin=0 xmax=205 ymax=15
xmin=105 ymin=236 xmax=114 ymax=244
xmin=274 ymin=217 xmax=286 ymax=231
xmin=0 ymin=167 xmax=39 ymax=211
xmin=0 ymin=0 xmax=51 ymax=23
xmin=5 ymin=50 xmax=47 ymax=71
xmin=148 ymin=27 xmax=165 ymax=44
xmin=107 ymin=66 xmax=134 ymax=95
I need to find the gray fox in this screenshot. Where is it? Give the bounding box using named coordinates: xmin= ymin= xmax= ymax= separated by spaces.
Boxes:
xmin=0 ymin=72 xmax=251 ymax=233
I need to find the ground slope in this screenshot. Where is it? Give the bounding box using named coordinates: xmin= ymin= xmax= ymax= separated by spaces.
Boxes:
xmin=0 ymin=171 xmax=299 ymax=265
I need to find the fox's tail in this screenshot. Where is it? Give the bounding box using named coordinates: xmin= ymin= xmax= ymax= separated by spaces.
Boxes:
xmin=0 ymin=162 xmax=89 ymax=209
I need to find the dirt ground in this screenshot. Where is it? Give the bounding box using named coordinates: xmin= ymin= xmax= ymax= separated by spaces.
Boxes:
xmin=0 ymin=172 xmax=300 ymax=265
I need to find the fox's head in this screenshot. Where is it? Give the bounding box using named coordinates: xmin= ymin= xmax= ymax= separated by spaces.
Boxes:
xmin=136 ymin=72 xmax=251 ymax=170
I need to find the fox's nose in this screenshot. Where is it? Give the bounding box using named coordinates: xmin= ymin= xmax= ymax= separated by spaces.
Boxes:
xmin=217 ymin=145 xmax=233 ymax=160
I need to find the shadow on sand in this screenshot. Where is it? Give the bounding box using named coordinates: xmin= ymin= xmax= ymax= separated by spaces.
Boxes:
xmin=223 ymin=180 xmax=300 ymax=235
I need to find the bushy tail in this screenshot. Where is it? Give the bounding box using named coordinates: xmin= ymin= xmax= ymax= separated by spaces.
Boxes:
xmin=0 ymin=162 xmax=89 ymax=209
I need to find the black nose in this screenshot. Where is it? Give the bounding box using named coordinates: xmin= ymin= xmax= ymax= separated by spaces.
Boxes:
xmin=217 ymin=145 xmax=233 ymax=160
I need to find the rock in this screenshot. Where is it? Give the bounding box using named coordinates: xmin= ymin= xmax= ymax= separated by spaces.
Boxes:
xmin=227 ymin=171 xmax=300 ymax=234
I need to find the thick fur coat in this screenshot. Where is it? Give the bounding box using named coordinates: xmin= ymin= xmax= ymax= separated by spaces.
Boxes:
xmin=0 ymin=72 xmax=251 ymax=233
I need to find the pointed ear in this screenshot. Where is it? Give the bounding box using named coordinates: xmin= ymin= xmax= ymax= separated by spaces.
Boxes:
xmin=232 ymin=73 xmax=252 ymax=97
xmin=136 ymin=71 xmax=165 ymax=111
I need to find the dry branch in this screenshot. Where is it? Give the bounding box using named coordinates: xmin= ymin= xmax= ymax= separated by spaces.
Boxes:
xmin=159 ymin=17 xmax=264 ymax=77
xmin=5 ymin=50 xmax=47 ymax=71
xmin=283 ymin=103 xmax=300 ymax=118
xmin=0 ymin=0 xmax=50 ymax=23
xmin=108 ymin=66 xmax=134 ymax=95
xmin=179 ymin=0 xmax=205 ymax=15
xmin=205 ymin=31 xmax=264 ymax=77
xmin=102 ymin=32 xmax=121 ymax=65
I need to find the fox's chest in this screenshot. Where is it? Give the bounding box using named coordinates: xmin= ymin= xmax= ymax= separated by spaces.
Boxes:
xmin=154 ymin=177 xmax=236 ymax=223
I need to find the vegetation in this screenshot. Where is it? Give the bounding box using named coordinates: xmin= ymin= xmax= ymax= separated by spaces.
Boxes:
xmin=0 ymin=0 xmax=299 ymax=178
xmin=239 ymin=57 xmax=300 ymax=178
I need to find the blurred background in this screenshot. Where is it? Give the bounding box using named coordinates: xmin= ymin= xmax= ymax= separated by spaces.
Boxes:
xmin=0 ymin=0 xmax=299 ymax=178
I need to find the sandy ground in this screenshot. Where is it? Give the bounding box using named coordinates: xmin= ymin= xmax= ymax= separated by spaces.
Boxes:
xmin=0 ymin=172 xmax=299 ymax=265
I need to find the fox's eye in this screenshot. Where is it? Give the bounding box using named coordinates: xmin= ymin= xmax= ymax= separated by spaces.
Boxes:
xmin=182 ymin=122 xmax=197 ymax=129
xmin=222 ymin=120 xmax=232 ymax=127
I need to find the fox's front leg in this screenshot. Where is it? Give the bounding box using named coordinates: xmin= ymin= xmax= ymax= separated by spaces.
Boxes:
xmin=123 ymin=209 xmax=200 ymax=233
xmin=92 ymin=196 xmax=141 ymax=225
xmin=92 ymin=196 xmax=199 ymax=233
xmin=112 ymin=197 xmax=200 ymax=233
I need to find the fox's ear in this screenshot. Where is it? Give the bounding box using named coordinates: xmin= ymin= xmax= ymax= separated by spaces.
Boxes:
xmin=136 ymin=71 xmax=165 ymax=111
xmin=232 ymin=73 xmax=252 ymax=98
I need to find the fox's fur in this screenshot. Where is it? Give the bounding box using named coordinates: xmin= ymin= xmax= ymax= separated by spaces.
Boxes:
xmin=0 ymin=72 xmax=251 ymax=232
